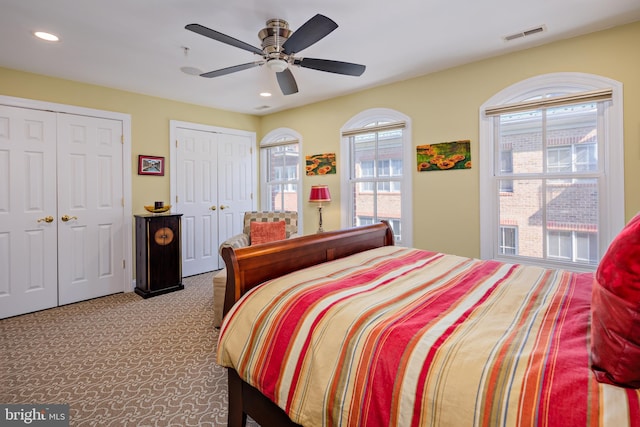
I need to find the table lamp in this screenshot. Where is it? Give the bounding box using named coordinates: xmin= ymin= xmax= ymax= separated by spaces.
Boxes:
xmin=309 ymin=185 xmax=331 ymax=232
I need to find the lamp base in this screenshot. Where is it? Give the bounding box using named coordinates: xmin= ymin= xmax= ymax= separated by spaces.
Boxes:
xmin=317 ymin=206 xmax=324 ymax=233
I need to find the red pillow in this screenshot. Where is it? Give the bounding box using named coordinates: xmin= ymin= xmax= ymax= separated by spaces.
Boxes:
xmin=250 ymin=221 xmax=286 ymax=245
xmin=591 ymin=212 xmax=640 ymax=387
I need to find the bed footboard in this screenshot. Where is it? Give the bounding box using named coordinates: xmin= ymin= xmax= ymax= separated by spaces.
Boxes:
xmin=220 ymin=221 xmax=394 ymax=427
xmin=227 ymin=369 xmax=301 ymax=427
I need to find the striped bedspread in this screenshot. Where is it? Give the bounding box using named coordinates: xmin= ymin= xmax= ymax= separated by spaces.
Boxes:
xmin=217 ymin=246 xmax=640 ymax=426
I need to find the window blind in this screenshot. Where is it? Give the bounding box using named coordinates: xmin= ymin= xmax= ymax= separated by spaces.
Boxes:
xmin=341 ymin=121 xmax=406 ymax=137
xmin=484 ymin=88 xmax=613 ymax=116
xmin=260 ymin=138 xmax=298 ymax=148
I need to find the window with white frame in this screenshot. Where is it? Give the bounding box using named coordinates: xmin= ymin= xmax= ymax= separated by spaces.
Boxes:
xmin=260 ymin=129 xmax=301 ymax=217
xmin=341 ymin=109 xmax=412 ymax=247
xmin=547 ymin=229 xmax=598 ymax=263
xmin=499 ymin=226 xmax=518 ymax=255
xmin=480 ymin=73 xmax=625 ymax=272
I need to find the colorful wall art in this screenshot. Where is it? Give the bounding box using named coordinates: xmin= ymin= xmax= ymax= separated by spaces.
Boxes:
xmin=417 ymin=140 xmax=471 ymax=172
xmin=306 ymin=153 xmax=336 ymax=176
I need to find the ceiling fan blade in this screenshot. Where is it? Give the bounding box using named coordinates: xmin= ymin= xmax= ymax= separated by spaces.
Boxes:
xmin=200 ymin=62 xmax=262 ymax=78
xmin=282 ymin=14 xmax=338 ymax=55
xmin=296 ymin=58 xmax=366 ymax=76
xmin=276 ymin=68 xmax=299 ymax=95
xmin=186 ymin=23 xmax=264 ymax=55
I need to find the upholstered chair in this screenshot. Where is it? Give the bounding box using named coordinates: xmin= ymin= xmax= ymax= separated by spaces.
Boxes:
xmin=213 ymin=211 xmax=298 ymax=327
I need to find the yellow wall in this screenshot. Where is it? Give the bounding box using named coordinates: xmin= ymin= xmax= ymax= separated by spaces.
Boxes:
xmin=261 ymin=21 xmax=640 ymax=256
xmin=1 ymin=21 xmax=638 ymax=258
xmin=0 ymin=69 xmax=260 ymax=214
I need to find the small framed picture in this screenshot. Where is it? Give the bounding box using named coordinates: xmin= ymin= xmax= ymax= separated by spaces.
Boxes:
xmin=138 ymin=155 xmax=165 ymax=176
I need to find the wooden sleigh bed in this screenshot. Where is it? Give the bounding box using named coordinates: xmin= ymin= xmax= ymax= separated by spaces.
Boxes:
xmin=218 ymin=221 xmax=640 ymax=427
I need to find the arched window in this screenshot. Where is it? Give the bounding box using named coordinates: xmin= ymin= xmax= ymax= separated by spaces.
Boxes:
xmin=341 ymin=108 xmax=413 ymax=246
xmin=479 ymin=73 xmax=624 ymax=271
xmin=260 ymin=128 xmax=302 ymax=229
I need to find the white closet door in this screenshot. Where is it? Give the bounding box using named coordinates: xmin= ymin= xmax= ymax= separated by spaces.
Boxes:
xmin=217 ymin=133 xmax=254 ymax=248
xmin=0 ymin=106 xmax=58 ymax=318
xmin=176 ymin=127 xmax=220 ymax=276
xmin=56 ymin=113 xmax=124 ymax=305
xmin=175 ymin=126 xmax=255 ymax=276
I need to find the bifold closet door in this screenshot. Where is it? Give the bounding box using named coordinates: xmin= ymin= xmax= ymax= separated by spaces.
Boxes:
xmin=0 ymin=106 xmax=58 ymax=318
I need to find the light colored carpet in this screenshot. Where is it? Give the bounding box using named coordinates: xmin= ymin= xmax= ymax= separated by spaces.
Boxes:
xmin=0 ymin=272 xmax=259 ymax=427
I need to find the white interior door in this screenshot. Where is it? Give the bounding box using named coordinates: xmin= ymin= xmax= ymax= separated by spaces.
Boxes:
xmin=176 ymin=127 xmax=220 ymax=276
xmin=57 ymin=113 xmax=125 ymax=305
xmin=0 ymin=106 xmax=58 ymax=318
xmin=173 ymin=123 xmax=256 ymax=277
xmin=217 ymin=133 xmax=255 ymax=247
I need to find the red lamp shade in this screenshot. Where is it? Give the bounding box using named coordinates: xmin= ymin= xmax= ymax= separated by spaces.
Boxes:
xmin=309 ymin=185 xmax=331 ymax=203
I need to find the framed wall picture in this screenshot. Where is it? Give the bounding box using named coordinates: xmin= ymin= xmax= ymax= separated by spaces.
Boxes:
xmin=417 ymin=140 xmax=471 ymax=172
xmin=138 ymin=155 xmax=165 ymax=176
xmin=306 ymin=153 xmax=336 ymax=176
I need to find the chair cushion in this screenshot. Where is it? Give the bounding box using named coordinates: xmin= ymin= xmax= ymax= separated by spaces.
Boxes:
xmin=243 ymin=211 xmax=298 ymax=238
xmin=590 ymin=212 xmax=640 ymax=387
xmin=250 ymin=221 xmax=286 ymax=245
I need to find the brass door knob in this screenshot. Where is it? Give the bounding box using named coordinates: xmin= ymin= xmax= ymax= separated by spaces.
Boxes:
xmin=37 ymin=216 xmax=54 ymax=223
xmin=61 ymin=215 xmax=78 ymax=222
xmin=219 ymin=205 xmax=228 ymax=210
xmin=210 ymin=206 xmax=217 ymax=211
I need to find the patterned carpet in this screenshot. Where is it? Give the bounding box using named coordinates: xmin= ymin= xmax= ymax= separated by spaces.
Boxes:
xmin=0 ymin=272 xmax=259 ymax=426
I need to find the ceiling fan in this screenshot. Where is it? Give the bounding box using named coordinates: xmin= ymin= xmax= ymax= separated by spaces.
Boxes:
xmin=185 ymin=14 xmax=366 ymax=95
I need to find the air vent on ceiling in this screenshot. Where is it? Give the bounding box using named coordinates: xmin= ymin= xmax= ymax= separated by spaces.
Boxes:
xmin=255 ymin=105 xmax=271 ymax=111
xmin=504 ymin=25 xmax=546 ymax=42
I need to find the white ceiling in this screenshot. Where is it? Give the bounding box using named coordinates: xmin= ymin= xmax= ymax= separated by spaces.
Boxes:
xmin=2 ymin=1 xmax=639 ymax=116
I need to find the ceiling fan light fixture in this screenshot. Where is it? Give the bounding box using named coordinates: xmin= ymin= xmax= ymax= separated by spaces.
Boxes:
xmin=267 ymin=58 xmax=288 ymax=73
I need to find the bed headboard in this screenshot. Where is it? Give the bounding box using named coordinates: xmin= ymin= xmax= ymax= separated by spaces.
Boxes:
xmin=220 ymin=221 xmax=395 ymax=316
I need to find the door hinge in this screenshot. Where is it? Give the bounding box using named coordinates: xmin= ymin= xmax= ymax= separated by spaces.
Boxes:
xmin=251 ymin=192 xmax=253 ymax=200
xmin=176 ymin=195 xmax=179 ymax=203
xmin=122 ymin=260 xmax=126 ymax=269
xmin=121 ymin=135 xmax=124 ymax=144
xmin=122 ymin=197 xmax=124 ymax=207
xmin=176 ymin=139 xmax=179 ymax=148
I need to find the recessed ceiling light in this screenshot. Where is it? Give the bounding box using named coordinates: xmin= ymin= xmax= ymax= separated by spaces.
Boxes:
xmin=34 ymin=31 xmax=59 ymax=42
xmin=260 ymin=92 xmax=272 ymax=97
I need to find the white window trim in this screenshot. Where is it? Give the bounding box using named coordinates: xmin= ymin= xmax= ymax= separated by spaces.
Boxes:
xmin=479 ymin=72 xmax=625 ymax=270
xmin=260 ymin=127 xmax=303 ymax=232
xmin=340 ymin=108 xmax=413 ymax=247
